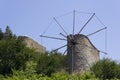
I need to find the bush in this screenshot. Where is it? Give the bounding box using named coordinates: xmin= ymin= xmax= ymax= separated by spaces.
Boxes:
xmin=91 ymin=58 xmax=120 ymax=79
xmin=36 ymin=52 xmax=67 ymax=76
xmin=0 ymin=70 xmax=99 ymax=80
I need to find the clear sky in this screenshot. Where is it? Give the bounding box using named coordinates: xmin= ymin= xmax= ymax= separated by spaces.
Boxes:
xmin=0 ymin=0 xmax=120 ymax=61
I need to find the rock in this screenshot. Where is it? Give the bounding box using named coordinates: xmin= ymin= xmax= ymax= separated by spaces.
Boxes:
xmin=18 ymin=36 xmax=45 ymax=54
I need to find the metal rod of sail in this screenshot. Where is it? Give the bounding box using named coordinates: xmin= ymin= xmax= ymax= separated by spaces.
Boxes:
xmin=60 ymin=33 xmax=67 ymax=38
xmin=40 ymin=35 xmax=67 ymax=41
xmin=87 ymin=27 xmax=107 ymax=36
xmin=71 ymin=45 xmax=74 ymax=73
xmin=63 ymin=49 xmax=67 ymax=55
xmin=73 ymin=10 xmax=75 ymax=35
xmin=98 ymin=50 xmax=108 ymax=55
xmin=78 ymin=13 xmax=95 ymax=34
xmin=54 ymin=17 xmax=69 ymax=36
xmin=51 ymin=44 xmax=67 ymax=52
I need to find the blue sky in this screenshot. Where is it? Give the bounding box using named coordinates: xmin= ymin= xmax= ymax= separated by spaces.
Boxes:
xmin=0 ymin=0 xmax=120 ymax=61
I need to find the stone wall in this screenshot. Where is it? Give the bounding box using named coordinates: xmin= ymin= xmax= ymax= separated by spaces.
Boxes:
xmin=19 ymin=36 xmax=46 ymax=54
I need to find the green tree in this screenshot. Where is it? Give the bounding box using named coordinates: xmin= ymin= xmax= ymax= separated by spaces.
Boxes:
xmin=0 ymin=38 xmax=34 ymax=75
xmin=4 ymin=26 xmax=13 ymax=39
xmin=91 ymin=58 xmax=120 ymax=79
xmin=0 ymin=26 xmax=37 ymax=75
xmin=36 ymin=52 xmax=67 ymax=76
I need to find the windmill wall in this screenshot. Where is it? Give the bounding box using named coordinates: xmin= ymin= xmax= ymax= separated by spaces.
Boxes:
xmin=67 ymin=34 xmax=99 ymax=74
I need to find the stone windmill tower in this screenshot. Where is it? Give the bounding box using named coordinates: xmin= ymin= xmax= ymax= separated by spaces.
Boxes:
xmin=40 ymin=10 xmax=107 ymax=74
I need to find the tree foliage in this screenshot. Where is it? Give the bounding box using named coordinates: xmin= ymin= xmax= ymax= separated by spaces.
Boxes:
xmin=4 ymin=26 xmax=13 ymax=39
xmin=0 ymin=28 xmax=3 ymax=40
xmin=0 ymin=70 xmax=99 ymax=80
xmin=36 ymin=52 xmax=67 ymax=76
xmin=91 ymin=58 xmax=120 ymax=79
xmin=0 ymin=26 xmax=37 ymax=75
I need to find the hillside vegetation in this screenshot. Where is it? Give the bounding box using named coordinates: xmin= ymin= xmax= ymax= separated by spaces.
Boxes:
xmin=0 ymin=26 xmax=120 ymax=80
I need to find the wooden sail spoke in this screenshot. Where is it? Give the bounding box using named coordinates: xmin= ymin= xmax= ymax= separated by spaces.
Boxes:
xmin=51 ymin=44 xmax=67 ymax=53
xmin=40 ymin=35 xmax=67 ymax=41
xmin=78 ymin=13 xmax=95 ymax=34
xmin=87 ymin=27 xmax=107 ymax=36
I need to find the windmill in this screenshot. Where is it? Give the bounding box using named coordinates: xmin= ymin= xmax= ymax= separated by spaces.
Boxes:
xmin=40 ymin=10 xmax=107 ymax=74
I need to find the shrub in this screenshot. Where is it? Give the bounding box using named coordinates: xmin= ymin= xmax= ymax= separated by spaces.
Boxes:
xmin=36 ymin=52 xmax=67 ymax=76
xmin=0 ymin=70 xmax=98 ymax=80
xmin=91 ymin=58 xmax=120 ymax=79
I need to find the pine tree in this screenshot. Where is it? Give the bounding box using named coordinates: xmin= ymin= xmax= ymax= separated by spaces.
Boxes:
xmin=4 ymin=26 xmax=13 ymax=39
